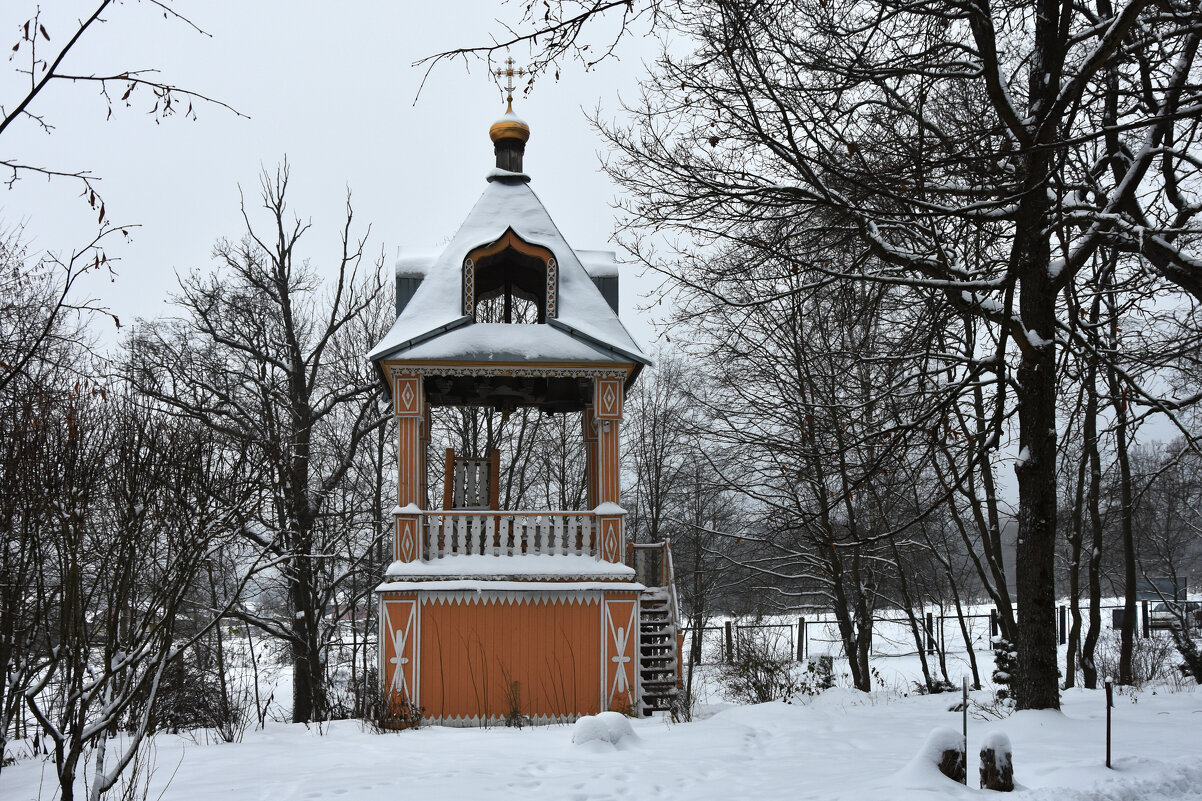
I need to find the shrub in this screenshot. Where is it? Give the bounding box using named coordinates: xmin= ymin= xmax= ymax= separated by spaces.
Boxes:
xmin=716 ymin=628 xmax=832 ymax=704
xmin=1092 ymin=632 xmax=1179 ymax=687
xmin=361 ymin=670 xmax=424 ymax=732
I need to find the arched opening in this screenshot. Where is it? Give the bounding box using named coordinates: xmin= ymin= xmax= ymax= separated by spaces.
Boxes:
xmin=465 ymin=229 xmax=556 ymax=323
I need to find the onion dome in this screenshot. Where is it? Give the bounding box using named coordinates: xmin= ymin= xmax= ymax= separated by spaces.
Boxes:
xmin=491 ymin=100 xmax=530 ymax=174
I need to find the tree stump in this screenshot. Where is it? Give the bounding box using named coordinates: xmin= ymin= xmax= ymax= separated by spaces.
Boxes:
xmin=938 ymin=747 xmax=966 ymax=784
xmin=980 ymin=732 xmax=1014 ymax=791
xmin=918 ymin=727 xmax=966 ymax=783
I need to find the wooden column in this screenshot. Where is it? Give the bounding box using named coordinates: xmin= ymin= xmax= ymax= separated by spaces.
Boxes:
xmin=582 ymin=404 xmax=599 ymax=509
xmin=394 ymin=372 xmax=424 ymax=563
xmin=593 ymin=376 xmax=625 ymax=563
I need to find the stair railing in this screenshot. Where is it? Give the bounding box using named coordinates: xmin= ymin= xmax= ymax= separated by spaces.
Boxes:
xmin=662 ymin=537 xmax=682 ymax=629
xmin=629 ymin=540 xmax=681 ymax=628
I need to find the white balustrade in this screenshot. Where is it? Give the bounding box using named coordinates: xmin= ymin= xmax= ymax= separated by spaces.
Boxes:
xmin=422 ymin=511 xmax=597 ymax=559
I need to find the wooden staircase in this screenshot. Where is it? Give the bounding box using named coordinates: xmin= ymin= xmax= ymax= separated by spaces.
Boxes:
xmin=630 ymin=541 xmax=680 ymax=715
xmin=638 ymin=587 xmax=679 ymax=714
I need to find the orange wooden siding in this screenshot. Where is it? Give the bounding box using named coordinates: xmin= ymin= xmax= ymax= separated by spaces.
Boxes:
xmin=417 ymin=594 xmax=602 ymax=722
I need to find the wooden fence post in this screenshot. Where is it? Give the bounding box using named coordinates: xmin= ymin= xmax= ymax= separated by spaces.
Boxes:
xmin=797 ymin=616 xmax=806 ymax=661
xmin=725 ymin=621 xmax=734 ymax=663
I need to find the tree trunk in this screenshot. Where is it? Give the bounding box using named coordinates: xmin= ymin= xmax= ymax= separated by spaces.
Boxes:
xmin=1080 ymin=297 xmax=1104 ymax=690
xmin=1109 ymin=361 xmax=1138 ymax=686
xmin=1010 ymin=136 xmax=1061 ymax=709
xmin=1064 ymin=402 xmax=1089 ymax=690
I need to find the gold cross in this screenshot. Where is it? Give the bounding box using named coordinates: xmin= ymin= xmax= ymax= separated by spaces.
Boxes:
xmin=494 ymin=57 xmax=528 ymax=106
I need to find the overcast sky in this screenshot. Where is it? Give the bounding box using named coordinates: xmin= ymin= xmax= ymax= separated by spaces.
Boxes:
xmin=5 ymin=1 xmax=663 ymax=349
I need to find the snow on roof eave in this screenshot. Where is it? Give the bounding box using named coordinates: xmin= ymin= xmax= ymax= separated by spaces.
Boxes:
xmin=368 ymin=315 xmax=473 ymax=364
xmin=368 ymin=315 xmax=473 ymax=391
xmin=548 ymin=317 xmax=651 ymax=384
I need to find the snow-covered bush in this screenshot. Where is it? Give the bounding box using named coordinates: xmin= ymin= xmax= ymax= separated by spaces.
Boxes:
xmin=571 ymin=712 xmax=637 ymax=747
xmin=1169 ymin=629 xmax=1202 ymax=684
xmin=913 ymin=678 xmax=958 ymax=696
xmin=991 ymin=638 xmax=1017 ymax=701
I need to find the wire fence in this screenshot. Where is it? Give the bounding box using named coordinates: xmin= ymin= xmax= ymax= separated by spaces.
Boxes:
xmin=680 ymin=601 xmax=1164 ymax=664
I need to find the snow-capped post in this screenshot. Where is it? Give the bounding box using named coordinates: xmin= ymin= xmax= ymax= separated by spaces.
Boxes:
xmin=920 ymin=727 xmax=967 ymax=783
xmin=979 ymin=732 xmax=1014 ymax=791
xmin=1105 ymin=677 xmax=1113 ymax=768
xmin=797 ymin=617 xmax=806 ymax=660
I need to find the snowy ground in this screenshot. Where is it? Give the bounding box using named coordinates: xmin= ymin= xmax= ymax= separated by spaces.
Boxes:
xmin=5 ymin=660 xmax=1200 ymax=801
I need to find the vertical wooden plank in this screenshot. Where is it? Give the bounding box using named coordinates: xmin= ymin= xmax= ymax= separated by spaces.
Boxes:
xmin=442 ymin=448 xmax=455 ymax=510
xmin=489 ymin=449 xmax=501 ymax=510
xmin=582 ymin=406 xmax=599 ymax=509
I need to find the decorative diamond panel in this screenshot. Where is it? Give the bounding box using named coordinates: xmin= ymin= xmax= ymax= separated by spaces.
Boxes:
xmin=595 ymin=377 xmax=622 ymax=419
xmin=603 ymin=519 xmax=619 ymax=562
xmin=395 ymin=376 xmax=422 ymax=416
xmin=398 ymin=519 xmax=415 ymax=562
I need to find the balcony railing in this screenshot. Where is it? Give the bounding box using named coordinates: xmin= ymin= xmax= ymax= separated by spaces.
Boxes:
xmin=422 ymin=511 xmax=597 ymax=559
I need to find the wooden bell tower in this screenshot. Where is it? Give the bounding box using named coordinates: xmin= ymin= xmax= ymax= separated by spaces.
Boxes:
xmin=367 ymin=98 xmax=680 ymax=725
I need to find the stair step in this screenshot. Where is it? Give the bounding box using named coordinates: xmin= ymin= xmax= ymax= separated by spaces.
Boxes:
xmin=638 ymin=582 xmax=679 ymax=714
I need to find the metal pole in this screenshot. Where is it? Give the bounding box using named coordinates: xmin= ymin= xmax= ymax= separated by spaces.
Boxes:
xmin=1105 ymin=677 xmax=1113 ymax=768
xmin=962 ymin=676 xmax=969 ymax=785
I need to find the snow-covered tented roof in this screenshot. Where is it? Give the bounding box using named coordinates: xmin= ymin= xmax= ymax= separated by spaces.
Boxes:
xmin=368 ymin=174 xmax=649 ymax=369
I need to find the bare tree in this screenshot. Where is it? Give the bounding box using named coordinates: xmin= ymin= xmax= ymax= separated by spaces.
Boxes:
xmin=569 ymin=0 xmax=1202 ymax=709
xmin=128 ymin=164 xmax=388 ymax=723
xmin=623 ymin=350 xmax=696 ymax=544
xmin=3 ymin=1 xmax=242 ymax=201
xmin=10 ymin=375 xmax=258 ymax=801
